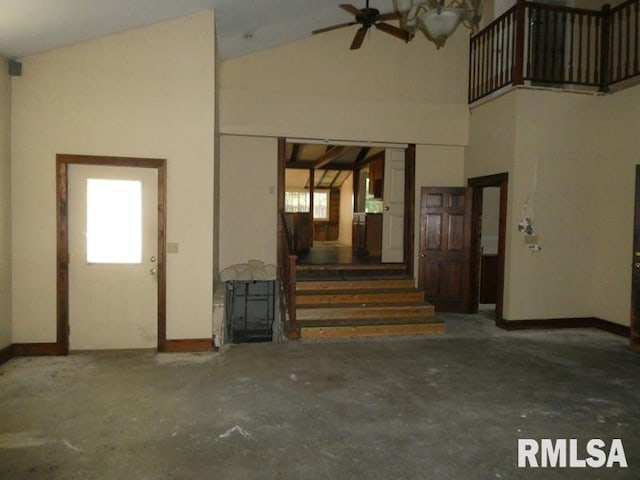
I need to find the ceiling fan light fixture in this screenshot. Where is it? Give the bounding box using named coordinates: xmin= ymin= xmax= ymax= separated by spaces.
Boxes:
xmin=396 ymin=0 xmax=483 ymax=48
xmin=417 ymin=8 xmax=464 ymax=48
xmin=394 ymin=0 xmax=414 ymax=13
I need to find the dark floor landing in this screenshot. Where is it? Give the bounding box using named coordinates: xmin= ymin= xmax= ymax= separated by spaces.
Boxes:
xmin=297 ymin=242 xmax=382 ymax=265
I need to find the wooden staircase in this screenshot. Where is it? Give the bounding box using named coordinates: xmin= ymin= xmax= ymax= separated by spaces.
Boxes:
xmin=295 ymin=264 xmax=444 ymax=339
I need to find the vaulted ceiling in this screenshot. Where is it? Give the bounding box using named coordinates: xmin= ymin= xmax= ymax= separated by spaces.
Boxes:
xmin=0 ymin=0 xmax=399 ymax=60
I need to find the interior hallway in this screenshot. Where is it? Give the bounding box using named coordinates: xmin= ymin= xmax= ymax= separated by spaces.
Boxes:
xmin=0 ymin=314 xmax=638 ymax=479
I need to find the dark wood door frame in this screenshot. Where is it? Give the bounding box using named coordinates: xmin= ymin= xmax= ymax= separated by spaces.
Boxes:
xmin=404 ymin=145 xmax=416 ymax=277
xmin=468 ymin=173 xmax=508 ymax=323
xmin=631 ymin=166 xmax=640 ymax=352
xmin=56 ymin=154 xmax=167 ymax=354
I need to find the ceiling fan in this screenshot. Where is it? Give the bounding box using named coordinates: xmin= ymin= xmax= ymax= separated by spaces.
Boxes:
xmin=312 ymin=2 xmax=409 ymax=50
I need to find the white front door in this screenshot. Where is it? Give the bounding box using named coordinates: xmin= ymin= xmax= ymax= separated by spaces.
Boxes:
xmin=69 ymin=165 xmax=158 ymax=350
xmin=381 ymin=148 xmax=405 ymax=263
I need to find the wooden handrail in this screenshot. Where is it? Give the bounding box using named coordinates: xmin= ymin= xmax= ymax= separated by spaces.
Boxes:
xmin=278 ymin=209 xmax=299 ymax=339
xmin=280 ymin=209 xmax=294 ymax=253
xmin=513 ymin=0 xmax=526 ymax=85
xmin=469 ymin=0 xmax=639 ymax=103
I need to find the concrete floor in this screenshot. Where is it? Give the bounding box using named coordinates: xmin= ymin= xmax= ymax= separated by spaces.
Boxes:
xmin=0 ymin=314 xmax=639 ymax=479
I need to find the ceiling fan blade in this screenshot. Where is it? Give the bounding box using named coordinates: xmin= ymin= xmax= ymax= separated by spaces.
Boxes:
xmin=374 ymin=22 xmax=410 ymax=42
xmin=340 ymin=4 xmax=363 ymax=16
xmin=312 ymin=22 xmax=358 ymax=35
xmin=377 ymin=12 xmax=402 ymax=21
xmin=350 ymin=26 xmax=368 ymax=50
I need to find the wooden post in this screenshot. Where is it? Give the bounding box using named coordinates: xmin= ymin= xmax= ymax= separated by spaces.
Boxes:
xmin=353 ymin=167 xmax=360 ymax=212
xmin=513 ymin=0 xmax=526 ymax=85
xmin=288 ymin=254 xmax=300 ymax=339
xmin=309 ymin=168 xmax=315 ymax=245
xmin=599 ymin=4 xmax=611 ymax=92
xmin=277 ymin=139 xmax=286 ymax=273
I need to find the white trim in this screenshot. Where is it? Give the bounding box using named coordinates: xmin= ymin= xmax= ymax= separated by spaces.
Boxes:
xmin=286 ymin=137 xmax=409 ymax=149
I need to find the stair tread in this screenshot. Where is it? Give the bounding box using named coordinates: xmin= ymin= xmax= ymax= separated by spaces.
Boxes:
xmin=296 ymin=280 xmax=415 ymax=291
xmin=296 ymin=276 xmax=413 ymax=283
xmin=299 ymin=316 xmax=443 ymax=327
xmin=298 ymin=301 xmax=433 ymax=309
xmin=297 ymin=275 xmax=412 ymax=283
xmin=298 ymin=279 xmax=412 ymax=283
xmin=297 ymin=288 xmax=424 ymax=295
xmin=300 ymin=321 xmax=445 ymax=339
xmin=296 ymin=263 xmax=406 ymax=271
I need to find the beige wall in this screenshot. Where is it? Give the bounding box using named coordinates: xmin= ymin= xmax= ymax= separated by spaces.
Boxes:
xmin=0 ymin=57 xmax=11 ymax=349
xmin=414 ymin=144 xmax=466 ymax=278
xmin=467 ymin=91 xmax=517 ymax=313
xmin=218 ymin=24 xmax=471 ymax=281
xmin=589 ymin=85 xmax=640 ymax=326
xmin=219 ymin=25 xmax=470 ymax=146
xmin=11 ymin=13 xmax=216 ymax=343
xmin=218 ymin=135 xmax=278 ymax=271
xmin=219 ymin=138 xmax=467 ymax=280
xmin=467 ymin=88 xmax=614 ymax=322
xmin=508 ymin=89 xmax=598 ymax=320
xmin=338 ymin=172 xmax=354 ymax=246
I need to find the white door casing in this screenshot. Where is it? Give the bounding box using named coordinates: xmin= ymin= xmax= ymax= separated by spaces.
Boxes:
xmin=381 ymin=148 xmax=405 ymax=263
xmin=68 ymin=165 xmax=158 ymax=350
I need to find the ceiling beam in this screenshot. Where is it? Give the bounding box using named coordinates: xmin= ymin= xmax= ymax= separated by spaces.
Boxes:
xmin=289 ymin=143 xmax=300 ymax=163
xmin=354 ymin=147 xmax=371 ymax=169
xmin=313 ymin=146 xmax=347 ymax=169
xmin=285 ymin=163 xmax=354 ymax=171
xmin=318 ymin=170 xmax=329 ymax=185
xmin=328 ymin=172 xmax=340 ymax=189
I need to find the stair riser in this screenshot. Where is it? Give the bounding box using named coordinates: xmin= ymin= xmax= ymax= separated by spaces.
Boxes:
xmin=296 ymin=264 xmax=406 ymax=272
xmin=296 ymin=279 xmax=415 ymax=291
xmin=296 ymin=263 xmax=408 ymax=282
xmin=297 ymin=292 xmax=425 ymax=305
xmin=301 ymin=322 xmax=445 ymax=339
xmin=297 ymin=305 xmax=434 ymax=321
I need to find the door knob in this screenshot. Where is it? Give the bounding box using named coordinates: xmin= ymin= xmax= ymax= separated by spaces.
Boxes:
xmin=150 ymin=256 xmax=156 ymax=262
xmin=635 ymin=263 xmax=640 ymax=268
xmin=384 ymin=206 xmax=390 ymax=211
xmin=150 ymin=267 xmax=158 ymax=275
xmin=420 ymin=253 xmax=426 ymax=258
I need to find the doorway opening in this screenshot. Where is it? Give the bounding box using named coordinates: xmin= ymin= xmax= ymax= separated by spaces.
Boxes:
xmin=468 ymin=173 xmax=509 ymax=323
xmin=56 ymin=154 xmax=167 ymax=354
xmin=278 ymin=139 xmax=415 ymax=273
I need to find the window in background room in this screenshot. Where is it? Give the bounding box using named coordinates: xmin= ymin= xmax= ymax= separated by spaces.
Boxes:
xmin=285 ymin=191 xmax=329 ymax=220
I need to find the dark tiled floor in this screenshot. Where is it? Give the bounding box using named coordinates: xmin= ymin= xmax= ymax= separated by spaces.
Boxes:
xmin=297 ymin=242 xmax=382 ymax=265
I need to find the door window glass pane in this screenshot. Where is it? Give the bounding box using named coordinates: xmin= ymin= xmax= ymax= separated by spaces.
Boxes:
xmin=86 ymin=179 xmax=142 ymax=264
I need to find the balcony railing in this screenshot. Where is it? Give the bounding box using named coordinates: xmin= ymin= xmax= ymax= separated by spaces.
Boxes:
xmin=469 ymin=0 xmax=640 ymax=103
